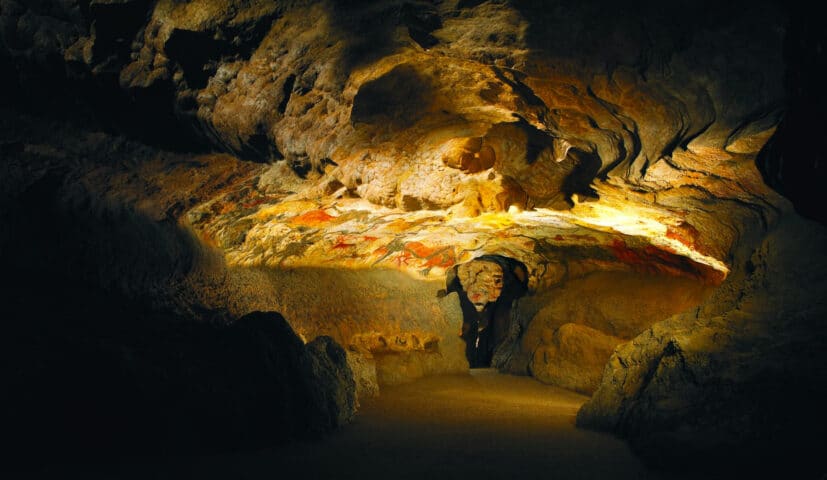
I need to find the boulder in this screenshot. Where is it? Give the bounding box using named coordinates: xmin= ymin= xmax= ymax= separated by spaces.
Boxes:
xmin=306 ymin=335 xmax=358 ymax=428
xmin=577 ymin=216 xmax=827 ymax=474
xmin=0 ymin=308 xmax=357 ymax=464
xmin=531 ymin=323 xmax=624 ymax=395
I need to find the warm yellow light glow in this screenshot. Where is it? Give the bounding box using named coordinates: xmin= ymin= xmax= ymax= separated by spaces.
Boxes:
xmin=525 ymin=203 xmax=730 ymax=276
xmin=209 ymin=192 xmax=730 ymax=284
xmin=471 ymin=211 xmax=516 ymax=229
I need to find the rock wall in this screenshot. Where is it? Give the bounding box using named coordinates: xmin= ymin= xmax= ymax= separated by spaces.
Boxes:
xmin=0 ymin=111 xmax=468 ymax=394
xmin=0 ymin=0 xmax=798 ymax=387
xmin=577 ymin=215 xmax=827 ymax=474
xmin=2 ymin=0 xmax=787 ymax=215
xmin=0 ymin=121 xmax=357 ymax=464
xmin=519 ymin=271 xmax=713 ymax=393
xmin=531 ymin=323 xmax=623 ymax=395
xmin=244 ymin=268 xmax=469 ymax=387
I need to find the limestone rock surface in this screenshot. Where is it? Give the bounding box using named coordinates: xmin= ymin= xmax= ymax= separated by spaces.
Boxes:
xmin=2 ymin=0 xmax=788 ymax=225
xmin=345 ymin=349 xmax=380 ymax=401
xmin=531 ymin=323 xmax=624 ymax=395
xmin=458 ymin=258 xmax=504 ymax=311
xmin=306 ymin=335 xmax=358 ymax=428
xmin=577 ymin=216 xmax=827 ymax=472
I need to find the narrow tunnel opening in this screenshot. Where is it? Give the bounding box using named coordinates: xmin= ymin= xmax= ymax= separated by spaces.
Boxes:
xmin=447 ymin=255 xmax=528 ymax=368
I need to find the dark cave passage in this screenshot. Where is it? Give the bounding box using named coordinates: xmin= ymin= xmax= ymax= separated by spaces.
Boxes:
xmin=447 ymin=255 xmax=528 ymax=368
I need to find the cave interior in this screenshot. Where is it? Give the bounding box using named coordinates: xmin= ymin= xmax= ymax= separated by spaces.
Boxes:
xmin=1 ymin=0 xmax=826 ymax=478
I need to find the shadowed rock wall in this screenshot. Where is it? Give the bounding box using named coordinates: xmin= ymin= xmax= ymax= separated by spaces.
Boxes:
xmin=577 ymin=215 xmax=827 ymax=475
xmin=0 ymin=133 xmax=356 ymax=465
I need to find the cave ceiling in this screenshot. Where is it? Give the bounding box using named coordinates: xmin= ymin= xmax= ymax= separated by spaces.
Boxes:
xmin=3 ymin=0 xmax=789 ymax=288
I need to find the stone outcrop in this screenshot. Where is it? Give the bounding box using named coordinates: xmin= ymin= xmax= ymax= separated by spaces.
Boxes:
xmin=531 ymin=323 xmax=624 ymax=395
xmin=1 ymin=306 xmax=357 ymax=463
xmin=2 ymin=0 xmax=788 ymax=222
xmin=457 ymin=259 xmax=505 ymax=311
xmin=577 ymin=216 xmax=827 ymax=472
xmin=2 ymin=0 xmax=787 ymax=295
xmin=512 ymin=270 xmax=713 ymax=388
xmin=306 ymin=335 xmax=358 ymax=427
xmin=449 ymin=255 xmax=528 ymax=367
xmin=0 ymin=111 xmax=470 ymax=391
xmin=0 ymin=138 xmax=356 ymax=462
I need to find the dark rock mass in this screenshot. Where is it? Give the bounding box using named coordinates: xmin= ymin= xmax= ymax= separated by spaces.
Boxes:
xmin=306 ymin=335 xmax=358 ymax=427
xmin=577 ymin=216 xmax=827 ymax=475
xmin=0 ymin=159 xmax=355 ymax=465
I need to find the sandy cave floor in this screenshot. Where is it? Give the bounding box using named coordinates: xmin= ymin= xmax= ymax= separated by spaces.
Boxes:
xmin=23 ymin=370 xmax=705 ymax=480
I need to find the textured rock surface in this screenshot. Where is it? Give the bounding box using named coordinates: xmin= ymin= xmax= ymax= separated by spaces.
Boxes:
xmin=2 ymin=0 xmax=788 ymax=225
xmin=449 ymin=255 xmax=528 ymax=367
xmin=3 ymin=0 xmax=784 ymax=291
xmin=508 ymin=271 xmax=713 ymax=385
xmin=0 ymin=123 xmax=357 ymax=462
xmin=577 ymin=216 xmax=827 ymax=472
xmin=306 ymin=335 xmax=358 ymax=427
xmin=0 ymin=0 xmax=793 ymax=391
xmin=457 ymin=259 xmax=504 ymax=311
xmin=345 ymin=350 xmax=379 ymax=401
xmin=531 ymin=323 xmax=624 ymax=395
xmin=0 ymin=111 xmax=469 ymax=389
xmin=0 ymin=305 xmax=356 ymax=463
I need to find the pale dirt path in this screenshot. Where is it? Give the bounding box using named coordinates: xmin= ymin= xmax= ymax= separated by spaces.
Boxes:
xmin=156 ymin=370 xmax=688 ymax=479
xmin=24 ymin=370 xmax=694 ymax=479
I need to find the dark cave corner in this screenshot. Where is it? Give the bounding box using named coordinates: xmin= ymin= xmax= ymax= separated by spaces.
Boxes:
xmin=447 ymin=255 xmax=528 ymax=368
xmin=755 ymin=6 xmax=827 ymax=227
xmin=0 ymin=169 xmax=357 ymax=469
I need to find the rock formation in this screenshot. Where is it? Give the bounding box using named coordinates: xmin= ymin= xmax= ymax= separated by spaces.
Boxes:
xmin=458 ymin=259 xmax=505 ymax=312
xmin=2 ymin=0 xmax=825 ymax=473
xmin=577 ymin=215 xmax=827 ymax=473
